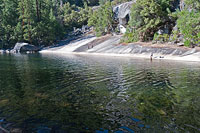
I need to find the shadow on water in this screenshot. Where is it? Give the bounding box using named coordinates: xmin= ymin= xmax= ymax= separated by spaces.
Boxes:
xmin=0 ymin=54 xmax=200 ymax=132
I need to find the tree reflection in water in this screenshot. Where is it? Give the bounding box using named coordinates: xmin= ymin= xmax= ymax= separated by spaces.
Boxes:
xmin=0 ymin=54 xmax=199 ymax=132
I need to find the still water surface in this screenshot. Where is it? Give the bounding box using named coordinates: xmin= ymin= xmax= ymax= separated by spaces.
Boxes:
xmin=0 ymin=54 xmax=200 ymax=132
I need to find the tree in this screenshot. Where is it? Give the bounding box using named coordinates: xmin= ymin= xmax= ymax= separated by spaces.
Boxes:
xmin=174 ymin=0 xmax=200 ymax=47
xmin=60 ymin=2 xmax=90 ymax=32
xmin=0 ymin=0 xmax=94 ymax=48
xmin=111 ymin=0 xmax=132 ymax=6
xmin=15 ymin=0 xmax=65 ymax=46
xmin=88 ymin=0 xmax=114 ymax=36
xmin=125 ymin=0 xmax=174 ymax=42
xmin=0 ymin=0 xmax=19 ymax=48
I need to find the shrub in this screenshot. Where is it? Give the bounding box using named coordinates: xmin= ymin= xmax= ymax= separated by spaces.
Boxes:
xmin=153 ymin=33 xmax=170 ymax=43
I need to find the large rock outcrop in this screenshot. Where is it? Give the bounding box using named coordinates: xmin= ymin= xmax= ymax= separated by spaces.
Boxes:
xmin=113 ymin=1 xmax=135 ymax=26
xmin=40 ymin=34 xmax=200 ymax=62
xmin=13 ymin=43 xmax=39 ymax=53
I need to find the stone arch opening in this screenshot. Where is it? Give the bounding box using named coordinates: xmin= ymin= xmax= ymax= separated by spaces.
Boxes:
xmin=125 ymin=14 xmax=130 ymax=24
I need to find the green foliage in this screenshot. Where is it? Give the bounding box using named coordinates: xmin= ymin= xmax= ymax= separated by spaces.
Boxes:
xmin=124 ymin=0 xmax=173 ymax=42
xmin=111 ymin=0 xmax=132 ymax=5
xmin=170 ymin=0 xmax=200 ymax=47
xmin=65 ymin=0 xmax=99 ymax=7
xmin=122 ymin=0 xmax=199 ymax=47
xmin=88 ymin=0 xmax=114 ymax=36
xmin=121 ymin=27 xmax=139 ymax=43
xmin=0 ymin=0 xmax=19 ymax=48
xmin=170 ymin=29 xmax=178 ymax=41
xmin=184 ymin=0 xmax=200 ymax=10
xmin=176 ymin=11 xmax=200 ymax=46
xmin=153 ymin=33 xmax=169 ymax=43
xmin=60 ymin=2 xmax=90 ymax=32
xmin=0 ymin=0 xmax=92 ymax=48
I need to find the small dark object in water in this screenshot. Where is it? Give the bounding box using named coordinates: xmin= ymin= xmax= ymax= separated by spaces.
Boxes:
xmin=160 ymin=56 xmax=164 ymax=58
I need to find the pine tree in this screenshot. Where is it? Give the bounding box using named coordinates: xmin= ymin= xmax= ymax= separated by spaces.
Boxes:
xmin=0 ymin=0 xmax=96 ymax=48
xmin=0 ymin=0 xmax=19 ymax=48
xmin=23 ymin=0 xmax=35 ymax=43
xmin=88 ymin=0 xmax=114 ymax=36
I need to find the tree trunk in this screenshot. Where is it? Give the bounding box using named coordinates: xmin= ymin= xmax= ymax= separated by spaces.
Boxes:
xmin=21 ymin=0 xmax=24 ymax=28
xmin=36 ymin=0 xmax=40 ymax=21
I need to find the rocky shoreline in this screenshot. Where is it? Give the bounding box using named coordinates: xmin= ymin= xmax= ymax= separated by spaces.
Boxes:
xmin=1 ymin=34 xmax=200 ymax=62
xmin=40 ymin=34 xmax=200 ymax=62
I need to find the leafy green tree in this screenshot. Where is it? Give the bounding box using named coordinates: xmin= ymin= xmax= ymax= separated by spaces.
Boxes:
xmin=35 ymin=0 xmax=64 ymax=45
xmin=184 ymin=0 xmax=200 ymax=10
xmin=174 ymin=0 xmax=200 ymax=47
xmin=88 ymin=0 xmax=114 ymax=36
xmin=58 ymin=2 xmax=89 ymax=33
xmin=176 ymin=10 xmax=200 ymax=47
xmin=22 ymin=0 xmax=35 ymax=43
xmin=125 ymin=0 xmax=174 ymax=42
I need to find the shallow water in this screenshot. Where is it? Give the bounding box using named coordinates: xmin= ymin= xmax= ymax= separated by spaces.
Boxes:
xmin=0 ymin=53 xmax=199 ymax=132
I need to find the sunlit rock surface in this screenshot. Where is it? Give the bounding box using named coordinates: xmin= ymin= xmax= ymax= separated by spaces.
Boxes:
xmin=40 ymin=34 xmax=200 ymax=62
xmin=113 ymin=1 xmax=135 ymax=25
xmin=13 ymin=43 xmax=39 ymax=53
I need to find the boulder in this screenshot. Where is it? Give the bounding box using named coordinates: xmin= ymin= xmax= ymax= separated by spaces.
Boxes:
xmin=119 ymin=25 xmax=126 ymax=34
xmin=13 ymin=43 xmax=39 ymax=53
xmin=5 ymin=49 xmax=11 ymax=53
xmin=177 ymin=42 xmax=184 ymax=46
xmin=0 ymin=50 xmax=5 ymax=54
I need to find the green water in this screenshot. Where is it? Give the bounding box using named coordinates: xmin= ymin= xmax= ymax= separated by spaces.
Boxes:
xmin=0 ymin=54 xmax=199 ymax=132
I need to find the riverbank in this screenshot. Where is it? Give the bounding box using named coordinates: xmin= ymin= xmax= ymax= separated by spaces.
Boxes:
xmin=40 ymin=34 xmax=200 ymax=62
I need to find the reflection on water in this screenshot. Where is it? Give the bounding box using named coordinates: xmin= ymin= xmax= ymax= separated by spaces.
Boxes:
xmin=0 ymin=54 xmax=200 ymax=132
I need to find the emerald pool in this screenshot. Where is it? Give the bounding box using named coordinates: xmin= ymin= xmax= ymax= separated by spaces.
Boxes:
xmin=0 ymin=54 xmax=199 ymax=132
